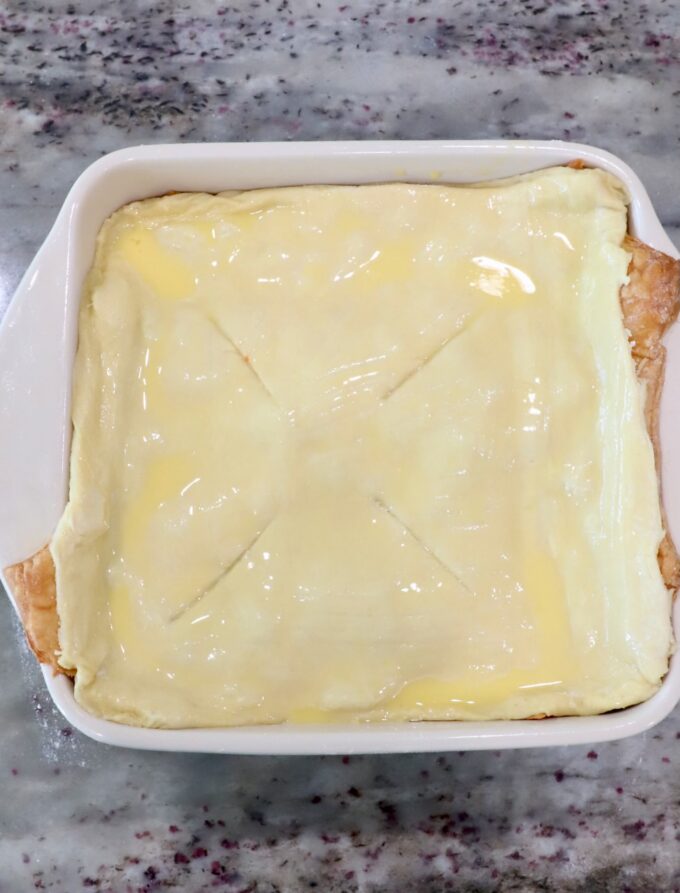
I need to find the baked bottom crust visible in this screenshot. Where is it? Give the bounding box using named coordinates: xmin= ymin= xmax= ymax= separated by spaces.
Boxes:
xmin=4 ymin=192 xmax=680 ymax=713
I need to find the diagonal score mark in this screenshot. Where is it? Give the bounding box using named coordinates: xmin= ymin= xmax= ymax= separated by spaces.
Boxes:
xmin=381 ymin=314 xmax=483 ymax=402
xmin=168 ymin=519 xmax=274 ymax=624
xmin=372 ymin=496 xmax=473 ymax=595
xmin=205 ymin=314 xmax=277 ymax=403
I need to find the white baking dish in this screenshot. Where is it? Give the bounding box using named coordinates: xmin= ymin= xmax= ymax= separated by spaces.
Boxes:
xmin=1 ymin=140 xmax=678 ymax=753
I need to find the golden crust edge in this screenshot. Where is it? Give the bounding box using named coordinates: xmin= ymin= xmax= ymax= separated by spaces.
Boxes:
xmin=4 ymin=546 xmax=73 ymax=677
xmin=621 ymin=235 xmax=680 ymax=589
xmin=3 ymin=188 xmax=680 ymax=709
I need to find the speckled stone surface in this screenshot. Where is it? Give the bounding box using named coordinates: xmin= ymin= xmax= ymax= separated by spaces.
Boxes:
xmin=2 ymin=1 xmax=680 ymax=891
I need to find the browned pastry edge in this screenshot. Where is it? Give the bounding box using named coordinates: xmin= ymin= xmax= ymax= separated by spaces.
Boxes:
xmin=621 ymin=235 xmax=680 ymax=588
xmin=4 ymin=546 xmax=73 ymax=676
xmin=4 ymin=188 xmax=680 ymax=693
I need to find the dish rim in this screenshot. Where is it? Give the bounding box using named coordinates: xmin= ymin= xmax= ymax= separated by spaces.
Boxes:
xmin=1 ymin=138 xmax=678 ymax=753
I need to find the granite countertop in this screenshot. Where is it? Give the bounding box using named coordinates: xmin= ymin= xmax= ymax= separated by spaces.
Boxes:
xmin=1 ymin=1 xmax=680 ymax=890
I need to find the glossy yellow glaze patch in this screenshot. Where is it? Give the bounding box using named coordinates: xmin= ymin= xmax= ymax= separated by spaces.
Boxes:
xmin=120 ymin=454 xmax=194 ymax=563
xmin=51 ymin=168 xmax=673 ymax=728
xmin=116 ymin=225 xmax=196 ymax=300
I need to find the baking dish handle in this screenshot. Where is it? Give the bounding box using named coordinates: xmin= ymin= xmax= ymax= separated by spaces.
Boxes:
xmin=0 ymin=219 xmax=74 ymax=573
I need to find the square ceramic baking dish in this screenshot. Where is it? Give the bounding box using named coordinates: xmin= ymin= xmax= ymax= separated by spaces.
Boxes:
xmin=1 ymin=140 xmax=678 ymax=753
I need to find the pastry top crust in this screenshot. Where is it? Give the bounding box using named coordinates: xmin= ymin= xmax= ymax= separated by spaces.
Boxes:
xmin=4 ymin=183 xmax=680 ymax=694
